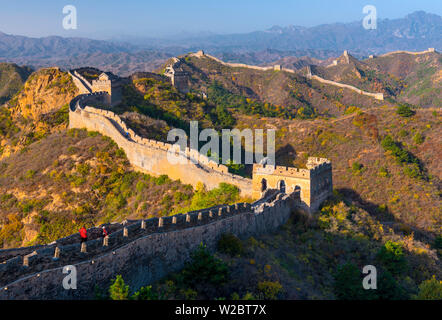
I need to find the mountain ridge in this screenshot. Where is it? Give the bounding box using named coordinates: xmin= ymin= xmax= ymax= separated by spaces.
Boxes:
xmin=0 ymin=11 xmax=440 ymax=76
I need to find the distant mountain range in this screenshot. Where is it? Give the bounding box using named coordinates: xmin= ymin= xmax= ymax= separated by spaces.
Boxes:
xmin=0 ymin=11 xmax=440 ymax=75
xmin=169 ymin=11 xmax=441 ymax=56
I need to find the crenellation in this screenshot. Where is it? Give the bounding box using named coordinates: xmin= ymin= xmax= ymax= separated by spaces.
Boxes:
xmin=23 ymin=251 xmax=40 ymax=267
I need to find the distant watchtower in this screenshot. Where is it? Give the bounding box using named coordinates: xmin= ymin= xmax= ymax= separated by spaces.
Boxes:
xmin=164 ymin=58 xmax=190 ymax=93
xmin=91 ymin=72 xmax=124 ymax=106
xmin=70 ymin=69 xmax=125 ymax=106
xmin=252 ymin=157 xmax=333 ymax=213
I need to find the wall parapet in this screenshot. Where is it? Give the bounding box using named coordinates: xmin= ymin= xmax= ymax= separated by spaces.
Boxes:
xmin=69 ymin=96 xmax=252 ymax=196
xmin=0 ymin=191 xmax=297 ymax=299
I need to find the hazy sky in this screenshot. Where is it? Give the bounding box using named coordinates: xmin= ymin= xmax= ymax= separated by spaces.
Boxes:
xmin=0 ymin=0 xmax=441 ymax=39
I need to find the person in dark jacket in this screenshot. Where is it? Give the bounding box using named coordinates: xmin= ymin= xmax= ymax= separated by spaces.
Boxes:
xmin=79 ymin=226 xmax=87 ymax=243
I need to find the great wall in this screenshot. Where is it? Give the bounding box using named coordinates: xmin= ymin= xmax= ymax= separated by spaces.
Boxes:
xmin=165 ymin=48 xmax=437 ymax=101
xmin=0 ymin=52 xmax=337 ymax=299
xmin=0 ymin=47 xmax=439 ymax=300
xmin=377 ymin=47 xmax=436 ymax=58
xmin=67 ymin=78 xmax=333 ymax=211
xmin=0 ymin=190 xmax=298 ymax=299
xmin=172 ymin=50 xmax=385 ymax=100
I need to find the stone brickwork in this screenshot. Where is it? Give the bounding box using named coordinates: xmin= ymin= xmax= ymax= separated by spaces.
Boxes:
xmin=69 ymin=93 xmax=253 ymax=197
xmin=252 ymin=158 xmax=332 ymax=213
xmin=68 ymin=92 xmax=332 ymax=210
xmin=164 ymin=58 xmax=190 ymax=93
xmin=0 ymin=190 xmax=298 ymax=299
xmin=69 ymin=71 xmax=126 ymax=106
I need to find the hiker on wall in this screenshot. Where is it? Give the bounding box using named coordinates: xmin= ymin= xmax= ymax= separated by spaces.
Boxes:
xmin=79 ymin=226 xmax=87 ymax=243
xmin=101 ymin=226 xmax=108 ymax=238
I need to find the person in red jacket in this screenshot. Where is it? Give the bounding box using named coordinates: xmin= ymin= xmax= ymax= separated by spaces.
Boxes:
xmin=79 ymin=226 xmax=87 ymax=243
xmin=101 ymin=226 xmax=108 ymax=238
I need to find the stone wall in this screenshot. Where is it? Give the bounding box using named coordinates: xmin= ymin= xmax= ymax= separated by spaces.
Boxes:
xmin=68 ymin=71 xmax=92 ymax=94
xmin=189 ymin=51 xmax=384 ymax=101
xmin=379 ymin=48 xmax=437 ymax=57
xmin=69 ymin=94 xmax=253 ymax=197
xmin=308 ymin=75 xmax=384 ymax=100
xmin=0 ymin=191 xmax=297 ymax=299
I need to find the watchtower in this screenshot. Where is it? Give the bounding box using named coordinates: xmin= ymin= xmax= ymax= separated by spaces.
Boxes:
xmin=164 ymin=58 xmax=190 ymax=93
xmin=91 ymin=72 xmax=124 ymax=106
xmin=252 ymin=157 xmax=332 ymax=213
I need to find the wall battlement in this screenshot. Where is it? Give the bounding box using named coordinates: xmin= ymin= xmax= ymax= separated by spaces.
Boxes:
xmin=0 ymin=191 xmax=297 ymax=299
xmin=69 ymin=92 xmax=331 ymax=210
xmin=69 ymin=71 xmax=126 ymax=106
xmin=69 ymin=93 xmax=253 ymax=196
xmin=252 ymin=157 xmax=332 ymax=213
xmin=187 ymin=50 xmax=384 ymax=101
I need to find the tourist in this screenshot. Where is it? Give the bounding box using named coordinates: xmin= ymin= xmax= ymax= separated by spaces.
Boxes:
xmin=101 ymin=226 xmax=108 ymax=238
xmin=79 ymin=226 xmax=87 ymax=243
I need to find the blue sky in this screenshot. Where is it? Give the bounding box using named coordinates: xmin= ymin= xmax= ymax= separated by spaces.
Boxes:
xmin=0 ymin=0 xmax=440 ymax=39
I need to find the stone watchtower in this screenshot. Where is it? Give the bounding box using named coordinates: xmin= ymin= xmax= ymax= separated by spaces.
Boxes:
xmin=164 ymin=58 xmax=190 ymax=93
xmin=91 ymin=72 xmax=124 ymax=106
xmin=252 ymin=157 xmax=332 ymax=213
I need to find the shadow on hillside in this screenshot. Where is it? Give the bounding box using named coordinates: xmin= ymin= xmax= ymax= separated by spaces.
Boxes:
xmin=275 ymin=144 xmax=299 ymax=167
xmin=336 ymin=187 xmax=432 ymax=242
xmin=337 ymin=188 xmax=432 ymax=243
xmin=337 ymin=188 xmax=395 ymax=220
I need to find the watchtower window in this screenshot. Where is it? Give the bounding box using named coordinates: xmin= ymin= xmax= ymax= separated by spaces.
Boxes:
xmin=261 ymin=179 xmax=267 ymax=192
xmin=279 ymin=180 xmax=286 ymax=193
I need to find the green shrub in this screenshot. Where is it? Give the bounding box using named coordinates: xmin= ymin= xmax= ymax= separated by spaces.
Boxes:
xmin=403 ymin=163 xmax=421 ymax=179
xmin=413 ymin=276 xmax=442 ymax=300
xmin=351 ymin=161 xmax=364 ymax=175
xmin=155 ymin=174 xmax=171 ymax=185
xmin=257 ymin=281 xmax=283 ymax=300
xmin=24 ymin=169 xmax=35 ymax=179
xmin=376 ymin=241 xmax=407 ymax=275
xmin=396 ymin=104 xmax=415 ymax=118
xmin=217 ymin=233 xmax=243 ymax=256
xmin=378 ymin=166 xmax=390 ymax=177
xmin=412 ymin=132 xmax=424 ymax=145
xmin=174 ymin=183 xmax=240 ymax=214
xmin=181 ymin=244 xmax=229 ymax=287
xmin=334 ymin=263 xmax=368 ymax=300
xmin=381 ymin=135 xmax=424 ymax=179
xmin=398 ymin=129 xmax=408 ymax=137
xmin=434 ymin=236 xmax=442 ymax=249
xmin=76 ymin=163 xmax=90 ymax=177
xmin=87 ymin=131 xmax=100 ymax=137
xmin=115 ymin=148 xmax=126 ymax=158
xmin=131 ymin=285 xmax=158 ymax=300
xmin=109 ymin=275 xmax=129 ymax=300
xmin=377 ymin=270 xmax=407 ymax=300
xmin=136 ymin=180 xmax=147 ymax=192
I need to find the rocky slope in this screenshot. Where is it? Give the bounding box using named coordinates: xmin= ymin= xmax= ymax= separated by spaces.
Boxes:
xmin=0 ymin=63 xmax=32 ymax=104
